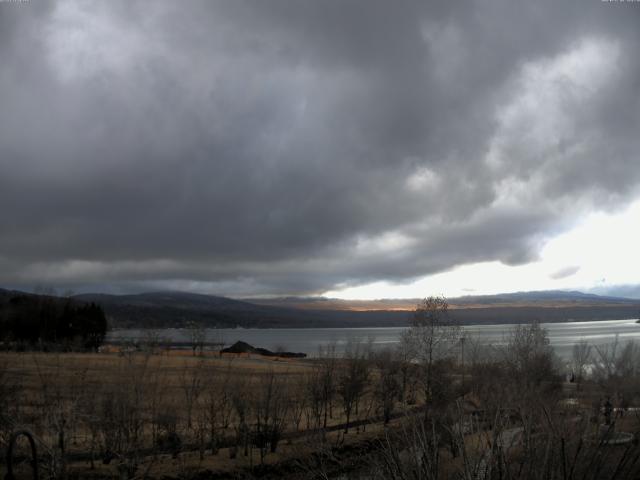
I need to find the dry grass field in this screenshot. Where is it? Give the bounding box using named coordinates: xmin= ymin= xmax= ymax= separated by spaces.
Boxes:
xmin=0 ymin=349 xmax=410 ymax=479
xmin=2 ymin=325 xmax=640 ymax=479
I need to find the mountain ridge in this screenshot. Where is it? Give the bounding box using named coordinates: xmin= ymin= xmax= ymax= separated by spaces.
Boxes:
xmin=3 ymin=288 xmax=640 ymax=328
xmin=243 ymin=289 xmax=640 ymax=311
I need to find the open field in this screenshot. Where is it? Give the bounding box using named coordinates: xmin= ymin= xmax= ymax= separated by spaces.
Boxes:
xmin=3 ymin=323 xmax=640 ymax=479
xmin=0 ymin=350 xmax=414 ymax=479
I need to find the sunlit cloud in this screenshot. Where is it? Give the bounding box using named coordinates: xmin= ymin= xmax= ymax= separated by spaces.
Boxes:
xmin=326 ymin=198 xmax=640 ymax=299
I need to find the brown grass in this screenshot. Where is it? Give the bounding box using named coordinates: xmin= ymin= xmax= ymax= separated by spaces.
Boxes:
xmin=0 ymin=351 xmax=396 ymax=479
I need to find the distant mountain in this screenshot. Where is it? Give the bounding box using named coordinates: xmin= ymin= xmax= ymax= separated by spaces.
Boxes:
xmin=3 ymin=288 xmax=640 ymax=329
xmin=71 ymin=290 xmax=409 ymax=328
xmin=451 ymin=290 xmax=640 ymax=306
xmin=74 ymin=291 xmax=272 ymax=313
xmin=243 ymin=296 xmax=416 ymax=311
xmin=246 ymin=290 xmax=640 ymax=311
xmin=73 ymin=291 xmax=309 ymax=328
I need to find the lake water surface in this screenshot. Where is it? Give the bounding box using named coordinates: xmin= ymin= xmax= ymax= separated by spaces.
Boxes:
xmin=107 ymin=319 xmax=640 ymax=360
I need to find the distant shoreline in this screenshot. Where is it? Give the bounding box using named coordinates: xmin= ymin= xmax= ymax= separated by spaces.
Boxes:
xmin=105 ymin=319 xmax=640 ymax=360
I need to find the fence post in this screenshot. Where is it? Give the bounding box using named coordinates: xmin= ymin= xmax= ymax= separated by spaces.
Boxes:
xmin=5 ymin=430 xmax=39 ymax=480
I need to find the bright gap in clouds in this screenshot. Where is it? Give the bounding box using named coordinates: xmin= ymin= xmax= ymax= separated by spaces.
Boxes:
xmin=325 ymin=199 xmax=640 ymax=300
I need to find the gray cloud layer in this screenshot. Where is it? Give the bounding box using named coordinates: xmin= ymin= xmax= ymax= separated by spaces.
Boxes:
xmin=1 ymin=1 xmax=639 ymax=295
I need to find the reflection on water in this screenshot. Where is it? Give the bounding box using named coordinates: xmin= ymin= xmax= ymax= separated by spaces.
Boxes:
xmin=107 ymin=319 xmax=640 ymax=360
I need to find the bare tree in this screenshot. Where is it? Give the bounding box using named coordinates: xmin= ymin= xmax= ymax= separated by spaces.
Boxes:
xmin=572 ymin=339 xmax=592 ymax=389
xmin=502 ymin=322 xmax=558 ymax=391
xmin=0 ymin=359 xmax=22 ymax=451
xmin=142 ymin=328 xmax=162 ymax=354
xmin=317 ymin=343 xmax=338 ymax=429
xmin=593 ymin=337 xmax=640 ymax=412
xmin=337 ymin=340 xmax=370 ymax=433
xmin=395 ymin=338 xmax=418 ymax=405
xmin=33 ymin=354 xmax=87 ymax=479
xmin=180 ymin=359 xmax=205 ymax=430
xmin=593 ymin=335 xmax=621 ymax=382
xmin=186 ymin=321 xmax=207 ymax=356
xmin=614 ymin=340 xmax=640 ymax=378
xmin=97 ymin=355 xmax=151 ymax=478
xmin=203 ymin=361 xmax=234 ymax=455
xmin=402 ymin=296 xmax=461 ymax=410
xmin=289 ymin=379 xmax=308 ymax=433
xmin=230 ymin=376 xmax=251 ymax=458
xmin=211 ymin=330 xmax=226 ymax=357
xmin=373 ymin=349 xmax=401 ymax=425
xmin=252 ymin=370 xmax=290 ymax=463
xmin=305 ymin=366 xmax=325 ymax=430
xmin=376 ymin=415 xmax=443 ymax=480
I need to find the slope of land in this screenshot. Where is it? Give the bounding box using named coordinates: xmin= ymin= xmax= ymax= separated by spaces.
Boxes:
xmin=245 ymin=290 xmax=640 ymax=311
xmin=2 ymin=288 xmax=640 ymax=329
xmin=63 ymin=290 xmax=640 ymax=327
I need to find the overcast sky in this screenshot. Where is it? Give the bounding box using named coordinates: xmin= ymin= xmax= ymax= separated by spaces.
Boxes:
xmin=1 ymin=1 xmax=639 ymax=298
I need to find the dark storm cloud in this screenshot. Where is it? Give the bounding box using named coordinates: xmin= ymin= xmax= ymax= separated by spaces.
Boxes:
xmin=1 ymin=0 xmax=640 ymax=295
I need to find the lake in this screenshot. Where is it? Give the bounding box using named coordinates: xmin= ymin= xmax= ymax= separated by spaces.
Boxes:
xmin=107 ymin=319 xmax=640 ymax=361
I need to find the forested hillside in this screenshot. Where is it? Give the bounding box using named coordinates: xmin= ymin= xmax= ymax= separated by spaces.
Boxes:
xmin=0 ymin=289 xmax=107 ymax=350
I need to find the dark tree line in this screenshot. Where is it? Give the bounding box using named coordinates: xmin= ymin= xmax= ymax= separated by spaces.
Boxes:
xmin=0 ymin=294 xmax=107 ymax=350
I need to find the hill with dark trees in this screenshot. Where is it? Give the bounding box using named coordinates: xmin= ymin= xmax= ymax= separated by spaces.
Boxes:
xmin=77 ymin=290 xmax=640 ymax=328
xmin=73 ymin=291 xmax=409 ymax=328
xmin=0 ymin=289 xmax=107 ymax=350
xmin=3 ymin=289 xmax=640 ymax=331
